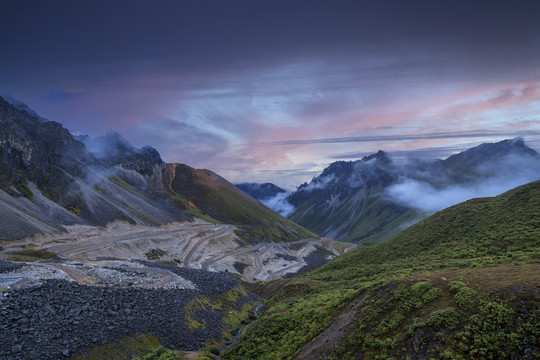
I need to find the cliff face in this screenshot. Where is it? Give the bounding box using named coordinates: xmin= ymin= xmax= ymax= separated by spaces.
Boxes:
xmin=0 ymin=96 xmax=189 ymax=238
xmin=0 ymin=97 xmax=88 ymax=204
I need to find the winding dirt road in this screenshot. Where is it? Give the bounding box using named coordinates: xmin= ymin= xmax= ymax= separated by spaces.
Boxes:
xmin=42 ymin=263 xmax=95 ymax=285
xmin=266 ymin=241 xmax=316 ymax=281
xmin=246 ymin=244 xmax=273 ymax=282
xmin=18 ymin=220 xmax=351 ymax=283
xmin=47 ymin=224 xmax=218 ymax=259
xmin=182 ymin=225 xmax=233 ymax=267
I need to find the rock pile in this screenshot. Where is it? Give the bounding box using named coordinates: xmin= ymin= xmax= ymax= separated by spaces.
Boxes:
xmin=0 ymin=260 xmax=259 ymax=359
xmin=0 ymin=260 xmax=24 ymax=274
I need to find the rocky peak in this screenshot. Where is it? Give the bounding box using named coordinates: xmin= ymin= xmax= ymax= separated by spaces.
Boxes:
xmin=81 ymin=131 xmax=163 ymax=175
xmin=361 ymin=150 xmax=392 ymax=165
xmin=0 ymin=96 xmax=87 ymax=200
xmin=440 ymin=137 xmax=539 ymax=183
xmin=0 ymin=95 xmax=48 ymax=122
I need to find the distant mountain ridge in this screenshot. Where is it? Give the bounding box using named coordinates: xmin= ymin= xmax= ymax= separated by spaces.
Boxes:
xmin=235 ymin=182 xmax=286 ymax=200
xmin=284 ymin=138 xmax=540 ymax=245
xmin=0 ymin=96 xmax=314 ymax=242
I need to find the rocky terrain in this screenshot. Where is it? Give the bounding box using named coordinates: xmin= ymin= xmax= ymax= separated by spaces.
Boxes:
xmin=0 ymin=218 xmax=345 ymax=358
xmin=0 ymin=259 xmax=259 ymax=359
xmin=0 ymin=97 xmax=334 ymax=358
xmin=1 ymin=219 xmax=342 ymax=283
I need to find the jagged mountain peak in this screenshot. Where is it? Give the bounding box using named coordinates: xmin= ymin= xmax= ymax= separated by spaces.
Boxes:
xmin=360 ymin=149 xmax=391 ymax=163
xmin=80 ymin=131 xmax=163 ymax=175
xmin=0 ymin=98 xmax=315 ymax=243
xmin=303 ymin=150 xmax=394 ymax=192
xmin=444 ymin=137 xmax=538 ymax=164
xmin=439 ymin=137 xmax=539 ymax=183
xmin=0 ymin=95 xmax=48 ymax=122
xmin=286 ymin=138 xmax=540 ymax=244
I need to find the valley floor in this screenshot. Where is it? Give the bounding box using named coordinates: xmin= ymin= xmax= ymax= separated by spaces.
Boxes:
xmin=0 ymin=219 xmax=347 ymax=284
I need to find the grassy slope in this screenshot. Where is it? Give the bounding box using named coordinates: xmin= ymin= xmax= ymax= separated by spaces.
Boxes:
xmin=223 ymin=180 xmax=540 ymax=359
xmin=289 ymin=190 xmax=417 ymax=246
xmin=161 ymin=164 xmax=316 ymax=243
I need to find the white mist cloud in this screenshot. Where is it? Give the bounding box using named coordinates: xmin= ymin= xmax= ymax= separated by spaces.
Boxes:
xmin=387 ymin=155 xmax=540 ymax=213
xmin=261 ymin=192 xmax=295 ymax=217
xmin=298 ymin=174 xmax=336 ymax=192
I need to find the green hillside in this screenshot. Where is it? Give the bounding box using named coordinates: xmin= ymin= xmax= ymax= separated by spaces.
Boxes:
xmin=223 ymin=180 xmax=540 ymax=359
xmin=290 ymin=192 xmax=420 ymax=246
xmin=155 ymin=163 xmax=316 ymax=243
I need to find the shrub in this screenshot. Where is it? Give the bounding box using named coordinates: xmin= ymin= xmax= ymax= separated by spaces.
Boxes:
xmin=422 ymin=288 xmax=443 ymax=304
xmin=208 ymin=345 xmax=221 ymax=355
xmin=427 ymin=307 xmax=460 ymax=329
xmin=411 ymin=281 xmax=432 ymax=297
xmin=454 ymin=287 xmax=477 ymax=310
xmin=448 ymin=281 xmax=467 ymax=294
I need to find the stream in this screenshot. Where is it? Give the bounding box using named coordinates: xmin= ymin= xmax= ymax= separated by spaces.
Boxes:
xmin=221 ymin=303 xmax=264 ymax=353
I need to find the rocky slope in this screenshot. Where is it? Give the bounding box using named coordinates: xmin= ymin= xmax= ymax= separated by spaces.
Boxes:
xmin=285 ymin=139 xmax=540 ymax=244
xmin=0 ymin=260 xmax=260 ymax=360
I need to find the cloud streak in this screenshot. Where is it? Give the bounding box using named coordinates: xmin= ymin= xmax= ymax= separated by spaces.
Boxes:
xmin=249 ymin=130 xmax=540 ymax=147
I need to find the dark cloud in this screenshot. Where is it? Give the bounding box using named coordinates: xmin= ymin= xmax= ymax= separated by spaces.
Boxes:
xmin=2 ymin=0 xmax=540 ymax=76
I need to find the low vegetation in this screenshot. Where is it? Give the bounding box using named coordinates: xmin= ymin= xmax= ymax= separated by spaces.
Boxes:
xmin=145 ymin=248 xmax=166 ymax=260
xmin=73 ymin=333 xmax=163 ymax=360
xmin=73 ymin=336 xmax=218 ymax=360
xmin=223 ymin=180 xmax=540 ymax=359
xmin=3 ymin=248 xmax=58 ymax=262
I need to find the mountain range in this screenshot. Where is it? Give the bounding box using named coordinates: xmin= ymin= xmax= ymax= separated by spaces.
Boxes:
xmin=244 ymin=138 xmax=540 ymax=245
xmin=235 ymin=183 xmax=286 ymax=201
xmin=0 ymin=95 xmax=538 ymax=359
xmin=0 ymin=96 xmax=318 ymax=359
xmin=0 ymin=96 xmax=313 ymax=242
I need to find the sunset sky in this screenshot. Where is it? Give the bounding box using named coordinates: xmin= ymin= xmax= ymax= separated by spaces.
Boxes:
xmin=2 ymin=0 xmax=540 ymax=189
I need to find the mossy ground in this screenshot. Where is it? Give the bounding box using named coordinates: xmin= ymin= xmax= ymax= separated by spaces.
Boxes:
xmin=2 ymin=248 xmax=58 ymax=262
xmin=72 ymin=333 xmax=163 ymax=360
xmin=72 ymin=336 xmax=219 ymax=360
xmin=183 ymin=285 xmax=261 ymax=346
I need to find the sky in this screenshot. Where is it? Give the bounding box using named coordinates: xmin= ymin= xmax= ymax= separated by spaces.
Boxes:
xmin=2 ymin=0 xmax=540 ymax=189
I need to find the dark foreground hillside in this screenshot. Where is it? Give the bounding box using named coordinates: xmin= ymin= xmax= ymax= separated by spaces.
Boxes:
xmin=223 ymin=180 xmax=540 ymax=359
